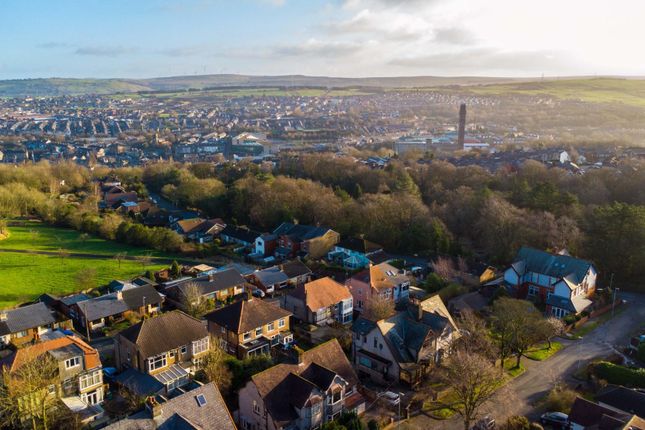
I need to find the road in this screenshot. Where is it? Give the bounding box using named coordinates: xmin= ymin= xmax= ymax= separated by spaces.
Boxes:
xmin=403 ymin=292 xmax=645 ymax=430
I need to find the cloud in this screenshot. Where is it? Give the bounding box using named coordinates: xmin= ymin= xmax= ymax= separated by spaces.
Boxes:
xmin=258 ymin=0 xmax=286 ymax=6
xmin=272 ymin=39 xmax=363 ymax=58
xmin=433 ymin=27 xmax=477 ymax=45
xmin=157 ymin=46 xmax=205 ymax=57
xmin=37 ymin=42 xmax=71 ymax=49
xmin=388 ymin=48 xmax=572 ymax=74
xmin=74 ymin=46 xmax=139 ymax=57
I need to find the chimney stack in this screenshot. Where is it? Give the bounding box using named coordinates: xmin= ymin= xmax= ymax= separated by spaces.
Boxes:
xmin=146 ymin=397 xmax=163 ymax=419
xmin=458 ymin=103 xmax=466 ymax=149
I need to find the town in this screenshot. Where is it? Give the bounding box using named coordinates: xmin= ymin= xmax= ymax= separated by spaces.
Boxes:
xmin=2 ymin=0 xmax=645 ymax=429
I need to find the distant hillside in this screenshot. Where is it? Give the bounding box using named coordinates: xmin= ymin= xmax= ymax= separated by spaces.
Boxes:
xmin=0 ymin=74 xmax=523 ymax=97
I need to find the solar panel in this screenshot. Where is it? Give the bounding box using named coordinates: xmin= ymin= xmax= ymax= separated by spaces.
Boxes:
xmin=196 ymin=394 xmax=207 ymax=407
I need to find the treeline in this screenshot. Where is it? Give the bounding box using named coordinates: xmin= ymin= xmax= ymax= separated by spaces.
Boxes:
xmin=0 ymin=162 xmax=183 ymax=253
xmin=2 ymin=156 xmax=645 ymax=288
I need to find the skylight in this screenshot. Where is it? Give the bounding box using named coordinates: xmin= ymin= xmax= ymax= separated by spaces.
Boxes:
xmin=196 ymin=394 xmax=207 ymax=407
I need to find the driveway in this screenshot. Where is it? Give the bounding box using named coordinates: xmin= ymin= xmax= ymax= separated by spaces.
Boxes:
xmin=403 ymin=292 xmax=645 ymax=430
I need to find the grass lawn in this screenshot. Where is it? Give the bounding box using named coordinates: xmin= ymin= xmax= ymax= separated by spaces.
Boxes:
xmin=1 ymin=220 xmax=169 ymax=257
xmin=525 ymin=342 xmax=564 ymax=361
xmin=503 ymin=360 xmax=526 ymax=378
xmin=0 ymin=251 xmax=165 ymax=309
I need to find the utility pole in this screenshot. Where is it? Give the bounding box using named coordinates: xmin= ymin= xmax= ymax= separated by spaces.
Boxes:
xmin=84 ymin=301 xmax=91 ymax=342
xmin=612 ymin=286 xmax=620 ymax=317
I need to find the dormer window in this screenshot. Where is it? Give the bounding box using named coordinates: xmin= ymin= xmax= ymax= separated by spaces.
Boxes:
xmin=65 ymin=356 xmax=80 ymax=369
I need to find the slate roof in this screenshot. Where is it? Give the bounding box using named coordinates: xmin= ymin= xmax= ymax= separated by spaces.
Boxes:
xmin=220 ymin=225 xmax=261 ymax=243
xmin=77 ymin=285 xmax=162 ymax=322
xmin=568 ymin=397 xmax=629 ymax=428
xmin=104 ymin=382 xmax=235 ymax=430
xmin=60 ymin=293 xmax=92 ymax=306
xmin=204 ymin=298 xmax=291 ymax=334
xmin=596 ymin=385 xmax=645 ymax=417
xmin=351 ymin=317 xmax=377 ymax=335
xmin=250 ymin=339 xmax=358 ymax=427
xmin=336 ymin=237 xmax=382 ymax=254
xmin=288 ymin=277 xmax=352 ymax=312
xmin=546 ymin=294 xmax=593 ymax=313
xmin=167 ymin=269 xmax=246 ymax=299
xmin=512 ymin=247 xmax=596 ymax=284
xmin=114 ymin=368 xmax=165 ymax=397
xmin=252 ymin=266 xmax=290 ymax=286
xmin=281 ymin=259 xmax=312 ymax=279
xmin=0 ymin=302 xmax=58 ymax=336
xmin=376 ymin=295 xmax=457 ymax=364
xmin=273 ymin=222 xmax=334 ymax=242
xmin=117 ymin=311 xmax=208 ymax=358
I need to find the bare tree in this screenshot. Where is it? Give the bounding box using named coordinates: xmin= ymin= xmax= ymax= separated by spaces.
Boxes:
xmin=439 ymin=351 xmax=505 ymax=430
xmin=0 ymin=353 xmax=61 ymax=430
xmin=492 ymin=298 xmax=543 ymax=369
xmin=181 ymin=282 xmax=206 ymax=317
xmin=75 ymin=268 xmax=97 ymax=292
xmin=362 ymin=294 xmax=395 ymax=321
xmin=538 ymin=317 xmax=565 ymax=349
xmin=113 ymin=252 xmax=127 ymax=269
xmin=450 ymin=310 xmax=496 ymax=361
xmin=135 ymin=253 xmax=153 ymax=270
xmin=431 ymin=256 xmax=456 ymax=281
xmin=57 ymin=248 xmax=70 ymax=265
xmin=200 ymin=339 xmax=233 ymax=395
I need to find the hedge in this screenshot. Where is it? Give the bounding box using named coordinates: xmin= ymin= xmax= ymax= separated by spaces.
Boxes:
xmin=593 ymin=361 xmax=645 ymax=388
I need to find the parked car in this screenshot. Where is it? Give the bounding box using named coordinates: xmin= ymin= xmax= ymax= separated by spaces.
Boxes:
xmin=472 ymin=415 xmax=495 ymax=430
xmin=380 ymin=391 xmax=401 ymax=406
xmin=252 ymin=288 xmax=266 ymax=298
xmin=541 ymin=412 xmax=569 ymax=429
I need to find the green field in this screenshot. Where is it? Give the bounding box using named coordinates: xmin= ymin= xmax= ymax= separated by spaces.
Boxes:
xmin=133 ymin=87 xmax=374 ymax=99
xmin=465 ymin=78 xmax=645 ymax=107
xmin=0 ymin=252 xmax=165 ymax=309
xmin=0 ymin=220 xmax=165 ymax=257
xmin=0 ymin=221 xmax=171 ymax=309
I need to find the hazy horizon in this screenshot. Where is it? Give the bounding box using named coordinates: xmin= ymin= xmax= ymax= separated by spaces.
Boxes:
xmin=3 ymin=0 xmax=645 ymax=80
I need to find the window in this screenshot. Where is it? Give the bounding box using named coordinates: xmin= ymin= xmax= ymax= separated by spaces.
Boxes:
xmin=16 ymin=331 xmax=28 ymax=338
xmin=180 ymin=346 xmax=187 ymax=354
xmin=253 ymin=400 xmax=260 ymax=415
xmin=65 ymin=356 xmax=80 ymax=369
xmin=267 ymin=322 xmax=274 ymax=331
xmin=169 ymin=350 xmax=175 ymax=358
xmin=243 ymin=332 xmax=251 ymax=341
xmin=373 ymin=337 xmax=377 ymax=348
xmin=79 ymin=370 xmax=102 ymax=390
xmin=255 ymin=327 xmax=263 ymax=337
xmin=528 ymin=286 xmax=539 ymax=297
xmin=278 ymin=318 xmax=285 ymax=328
xmin=148 ymin=354 xmax=167 ymax=372
xmin=328 ymin=390 xmax=342 ymax=404
xmin=192 ymin=337 xmax=209 ymax=355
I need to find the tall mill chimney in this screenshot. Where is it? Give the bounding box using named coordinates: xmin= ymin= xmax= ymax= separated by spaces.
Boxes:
xmin=458 ymin=103 xmax=466 ymax=149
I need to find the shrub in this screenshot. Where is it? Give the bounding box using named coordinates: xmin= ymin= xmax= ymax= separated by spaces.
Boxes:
xmin=563 ymin=314 xmax=576 ymax=325
xmin=499 ymin=416 xmax=530 ymax=430
xmin=543 ymin=385 xmax=578 ymax=412
xmin=593 ymin=361 xmax=645 ymax=388
xmin=367 ymin=420 xmax=380 ymax=430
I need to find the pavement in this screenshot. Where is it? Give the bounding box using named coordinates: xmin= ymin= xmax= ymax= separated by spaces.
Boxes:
xmin=401 ymin=292 xmax=645 ymax=430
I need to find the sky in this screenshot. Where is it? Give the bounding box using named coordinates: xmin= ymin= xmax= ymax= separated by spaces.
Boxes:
xmin=1 ymin=0 xmax=645 ymax=80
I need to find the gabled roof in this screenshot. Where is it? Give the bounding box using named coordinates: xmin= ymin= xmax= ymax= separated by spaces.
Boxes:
xmin=281 ymin=259 xmax=312 ymax=279
xmin=252 ymin=266 xmax=290 ymax=286
xmin=220 ymin=225 xmax=261 ymax=243
xmin=204 ymin=298 xmax=291 ymax=334
xmin=273 ymin=222 xmax=335 ymax=242
xmin=288 ymin=277 xmax=352 ymax=312
xmin=77 ymin=285 xmax=162 ymax=321
xmin=4 ymin=334 xmax=101 ymax=373
xmin=513 ymin=247 xmax=595 ymax=284
xmin=117 ymin=311 xmax=208 ymax=358
xmin=596 ymin=385 xmax=645 ymax=417
xmin=0 ymin=302 xmax=58 ymax=336
xmin=103 ymin=382 xmax=235 ymax=430
xmin=167 ymin=268 xmax=246 ymax=299
xmin=250 ymin=339 xmax=357 ymax=427
xmin=569 ymin=397 xmax=629 ymax=428
xmin=336 ymin=237 xmax=382 ymax=254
